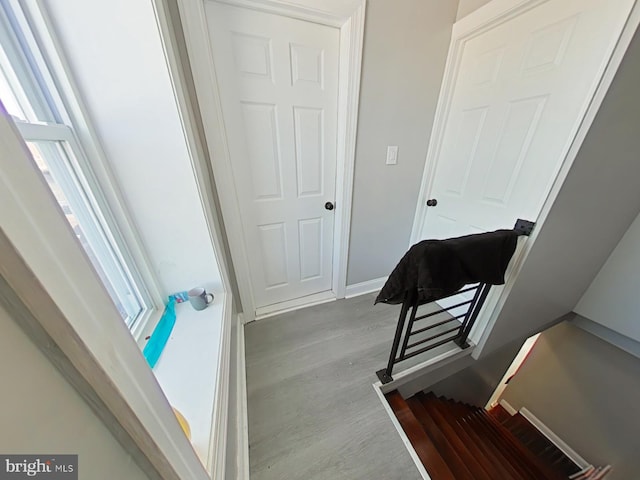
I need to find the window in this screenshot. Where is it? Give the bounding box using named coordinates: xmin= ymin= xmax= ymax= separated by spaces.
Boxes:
xmin=0 ymin=0 xmax=151 ymax=328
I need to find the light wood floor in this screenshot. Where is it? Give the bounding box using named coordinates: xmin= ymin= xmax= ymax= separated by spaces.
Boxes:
xmin=245 ymin=293 xmax=422 ymax=480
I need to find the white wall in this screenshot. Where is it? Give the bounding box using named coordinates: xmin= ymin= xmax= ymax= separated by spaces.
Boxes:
xmin=43 ymin=0 xmax=221 ymax=299
xmin=0 ymin=302 xmax=149 ymax=480
xmin=574 ymin=212 xmax=640 ymax=342
xmin=347 ymin=0 xmax=458 ymax=285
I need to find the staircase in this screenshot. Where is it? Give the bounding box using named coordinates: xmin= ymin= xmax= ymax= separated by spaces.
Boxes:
xmin=386 ymin=391 xmax=582 ymax=479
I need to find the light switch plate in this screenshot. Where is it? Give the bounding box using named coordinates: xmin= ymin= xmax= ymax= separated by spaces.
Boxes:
xmin=386 ymin=145 xmax=398 ymax=165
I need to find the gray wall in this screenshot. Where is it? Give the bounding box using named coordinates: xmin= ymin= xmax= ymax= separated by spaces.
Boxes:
xmin=0 ymin=303 xmax=149 ymax=480
xmin=478 ymin=27 xmax=640 ymax=355
xmin=501 ymin=322 xmax=640 ymax=480
xmin=575 ymin=211 xmax=640 ymax=343
xmin=346 ymin=0 xmax=458 ymax=285
xmin=456 ymin=0 xmax=492 ymax=21
xmin=428 ymin=338 xmax=524 ymax=406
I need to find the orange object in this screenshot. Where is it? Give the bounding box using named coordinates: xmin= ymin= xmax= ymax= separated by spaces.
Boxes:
xmin=172 ymin=407 xmax=191 ymax=440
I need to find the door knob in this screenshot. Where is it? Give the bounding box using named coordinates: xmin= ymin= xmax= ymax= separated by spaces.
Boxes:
xmin=426 ymin=199 xmax=438 ymax=207
xmin=325 ymin=202 xmax=335 ymax=211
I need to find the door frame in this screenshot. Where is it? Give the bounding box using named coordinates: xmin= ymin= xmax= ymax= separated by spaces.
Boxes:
xmin=176 ymin=0 xmax=366 ymax=321
xmin=409 ymin=0 xmax=640 ymax=351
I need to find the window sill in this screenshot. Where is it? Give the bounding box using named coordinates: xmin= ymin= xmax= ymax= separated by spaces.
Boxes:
xmin=152 ymin=295 xmax=225 ymax=466
xmin=132 ymin=307 xmax=163 ymax=349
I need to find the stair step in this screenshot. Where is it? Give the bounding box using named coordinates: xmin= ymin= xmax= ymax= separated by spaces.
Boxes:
xmin=504 ymin=414 xmax=582 ymax=477
xmin=425 ymin=393 xmax=534 ymax=479
xmin=386 ymin=390 xmax=577 ymax=480
xmin=477 ymin=411 xmax=568 ymax=480
xmin=489 ymin=403 xmax=513 ymax=424
xmin=417 ymin=393 xmax=495 ymax=480
xmin=465 ymin=409 xmax=537 ymax=479
xmin=385 ymin=391 xmax=456 ymax=480
xmin=418 ymin=393 xmax=510 ymax=480
xmin=405 ymin=396 xmax=476 ymax=480
xmin=426 ymin=393 xmax=536 ymax=479
xmin=457 ymin=410 xmax=529 ymax=479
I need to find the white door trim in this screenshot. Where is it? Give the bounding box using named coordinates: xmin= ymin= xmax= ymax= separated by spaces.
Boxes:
xmin=409 ymin=0 xmax=639 ymax=354
xmin=176 ymin=0 xmax=366 ymax=321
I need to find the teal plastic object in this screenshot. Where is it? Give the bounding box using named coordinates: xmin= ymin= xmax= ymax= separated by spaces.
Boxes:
xmin=143 ymin=298 xmax=176 ymax=368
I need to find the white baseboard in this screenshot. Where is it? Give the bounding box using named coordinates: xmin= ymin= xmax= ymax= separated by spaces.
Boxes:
xmin=207 ymin=293 xmax=233 ymax=478
xmin=499 ymin=399 xmax=518 ymax=416
xmin=373 ymin=383 xmax=431 ymax=480
xmin=255 ymin=291 xmax=336 ymax=320
xmin=494 ymin=400 xmax=589 ymax=469
xmin=236 ymin=314 xmax=250 ymax=479
xmin=520 ymin=407 xmax=590 ymax=469
xmin=344 ymin=276 xmax=386 ymax=299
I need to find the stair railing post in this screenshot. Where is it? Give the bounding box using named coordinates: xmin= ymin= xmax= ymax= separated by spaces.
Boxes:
xmin=376 ymin=289 xmax=416 ymax=384
xmin=455 ymin=283 xmax=491 ymax=349
xmin=455 ymin=284 xmax=483 ymax=342
xmin=399 ymin=300 xmax=420 ymax=361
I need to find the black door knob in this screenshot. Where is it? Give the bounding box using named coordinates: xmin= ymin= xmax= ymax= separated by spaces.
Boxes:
xmin=325 ymin=202 xmax=335 ymax=211
xmin=426 ymin=199 xmax=438 ymax=207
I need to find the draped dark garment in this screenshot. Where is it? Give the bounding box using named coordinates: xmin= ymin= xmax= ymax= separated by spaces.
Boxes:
xmin=375 ymin=229 xmax=519 ymax=305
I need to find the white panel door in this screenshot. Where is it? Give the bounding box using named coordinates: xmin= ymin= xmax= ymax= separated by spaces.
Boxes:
xmin=205 ymin=2 xmax=339 ymax=310
xmin=419 ymin=0 xmax=634 ymax=240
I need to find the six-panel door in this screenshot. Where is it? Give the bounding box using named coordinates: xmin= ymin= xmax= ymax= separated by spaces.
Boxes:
xmin=206 ymin=2 xmax=340 ymax=310
xmin=420 ymin=0 xmax=634 ymax=241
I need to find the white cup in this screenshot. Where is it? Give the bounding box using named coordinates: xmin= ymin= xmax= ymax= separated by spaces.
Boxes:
xmin=188 ymin=287 xmax=214 ymax=311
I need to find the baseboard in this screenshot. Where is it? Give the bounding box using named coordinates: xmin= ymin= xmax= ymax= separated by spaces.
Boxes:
xmin=520 ymin=407 xmax=590 ymax=469
xmin=570 ymin=313 xmax=640 ymax=360
xmin=255 ymin=291 xmax=336 ymax=320
xmin=207 ymin=293 xmax=232 ymax=478
xmin=373 ymin=383 xmax=431 ymax=480
xmin=344 ymin=277 xmax=386 ymax=299
xmin=236 ymin=314 xmax=250 ymax=479
xmin=498 ymin=399 xmax=518 ymax=416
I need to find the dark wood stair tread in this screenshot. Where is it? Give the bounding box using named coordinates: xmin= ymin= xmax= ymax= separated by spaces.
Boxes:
xmin=417 ymin=392 xmax=513 ymax=480
xmin=385 ymin=391 xmax=456 ymax=480
xmin=405 ymin=397 xmax=476 ymax=480
xmin=464 ymin=409 xmax=536 ymax=479
xmin=489 ymin=403 xmax=513 ymax=424
xmin=410 ymin=396 xmax=492 ymax=480
xmin=386 ymin=390 xmax=576 ymax=480
xmin=422 ymin=393 xmax=533 ymax=479
xmin=476 ymin=410 xmax=568 ymax=480
xmin=502 ymin=413 xmax=582 ymax=476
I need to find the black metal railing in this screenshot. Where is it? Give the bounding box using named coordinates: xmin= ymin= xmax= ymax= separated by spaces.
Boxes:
xmin=376 ymin=283 xmax=491 ymax=384
xmin=376 ymin=219 xmax=535 ymax=384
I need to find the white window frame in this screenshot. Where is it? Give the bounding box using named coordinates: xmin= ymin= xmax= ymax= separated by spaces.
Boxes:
xmin=0 ymin=0 xmax=164 ymax=338
xmin=0 ymin=112 xmax=211 ymax=480
xmin=1 ymin=1 xmax=237 ymax=477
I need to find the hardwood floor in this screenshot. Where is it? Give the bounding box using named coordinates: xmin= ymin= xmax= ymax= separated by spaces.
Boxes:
xmin=386 ymin=391 xmax=579 ymax=480
xmin=244 ymin=293 xmax=422 ymax=480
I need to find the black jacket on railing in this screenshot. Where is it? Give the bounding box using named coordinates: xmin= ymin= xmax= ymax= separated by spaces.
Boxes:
xmin=375 ymin=229 xmax=519 ymax=306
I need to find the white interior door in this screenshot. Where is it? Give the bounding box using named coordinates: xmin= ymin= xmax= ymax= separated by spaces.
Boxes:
xmin=205 ymin=2 xmax=339 ymax=311
xmin=419 ymin=0 xmax=634 ymax=241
